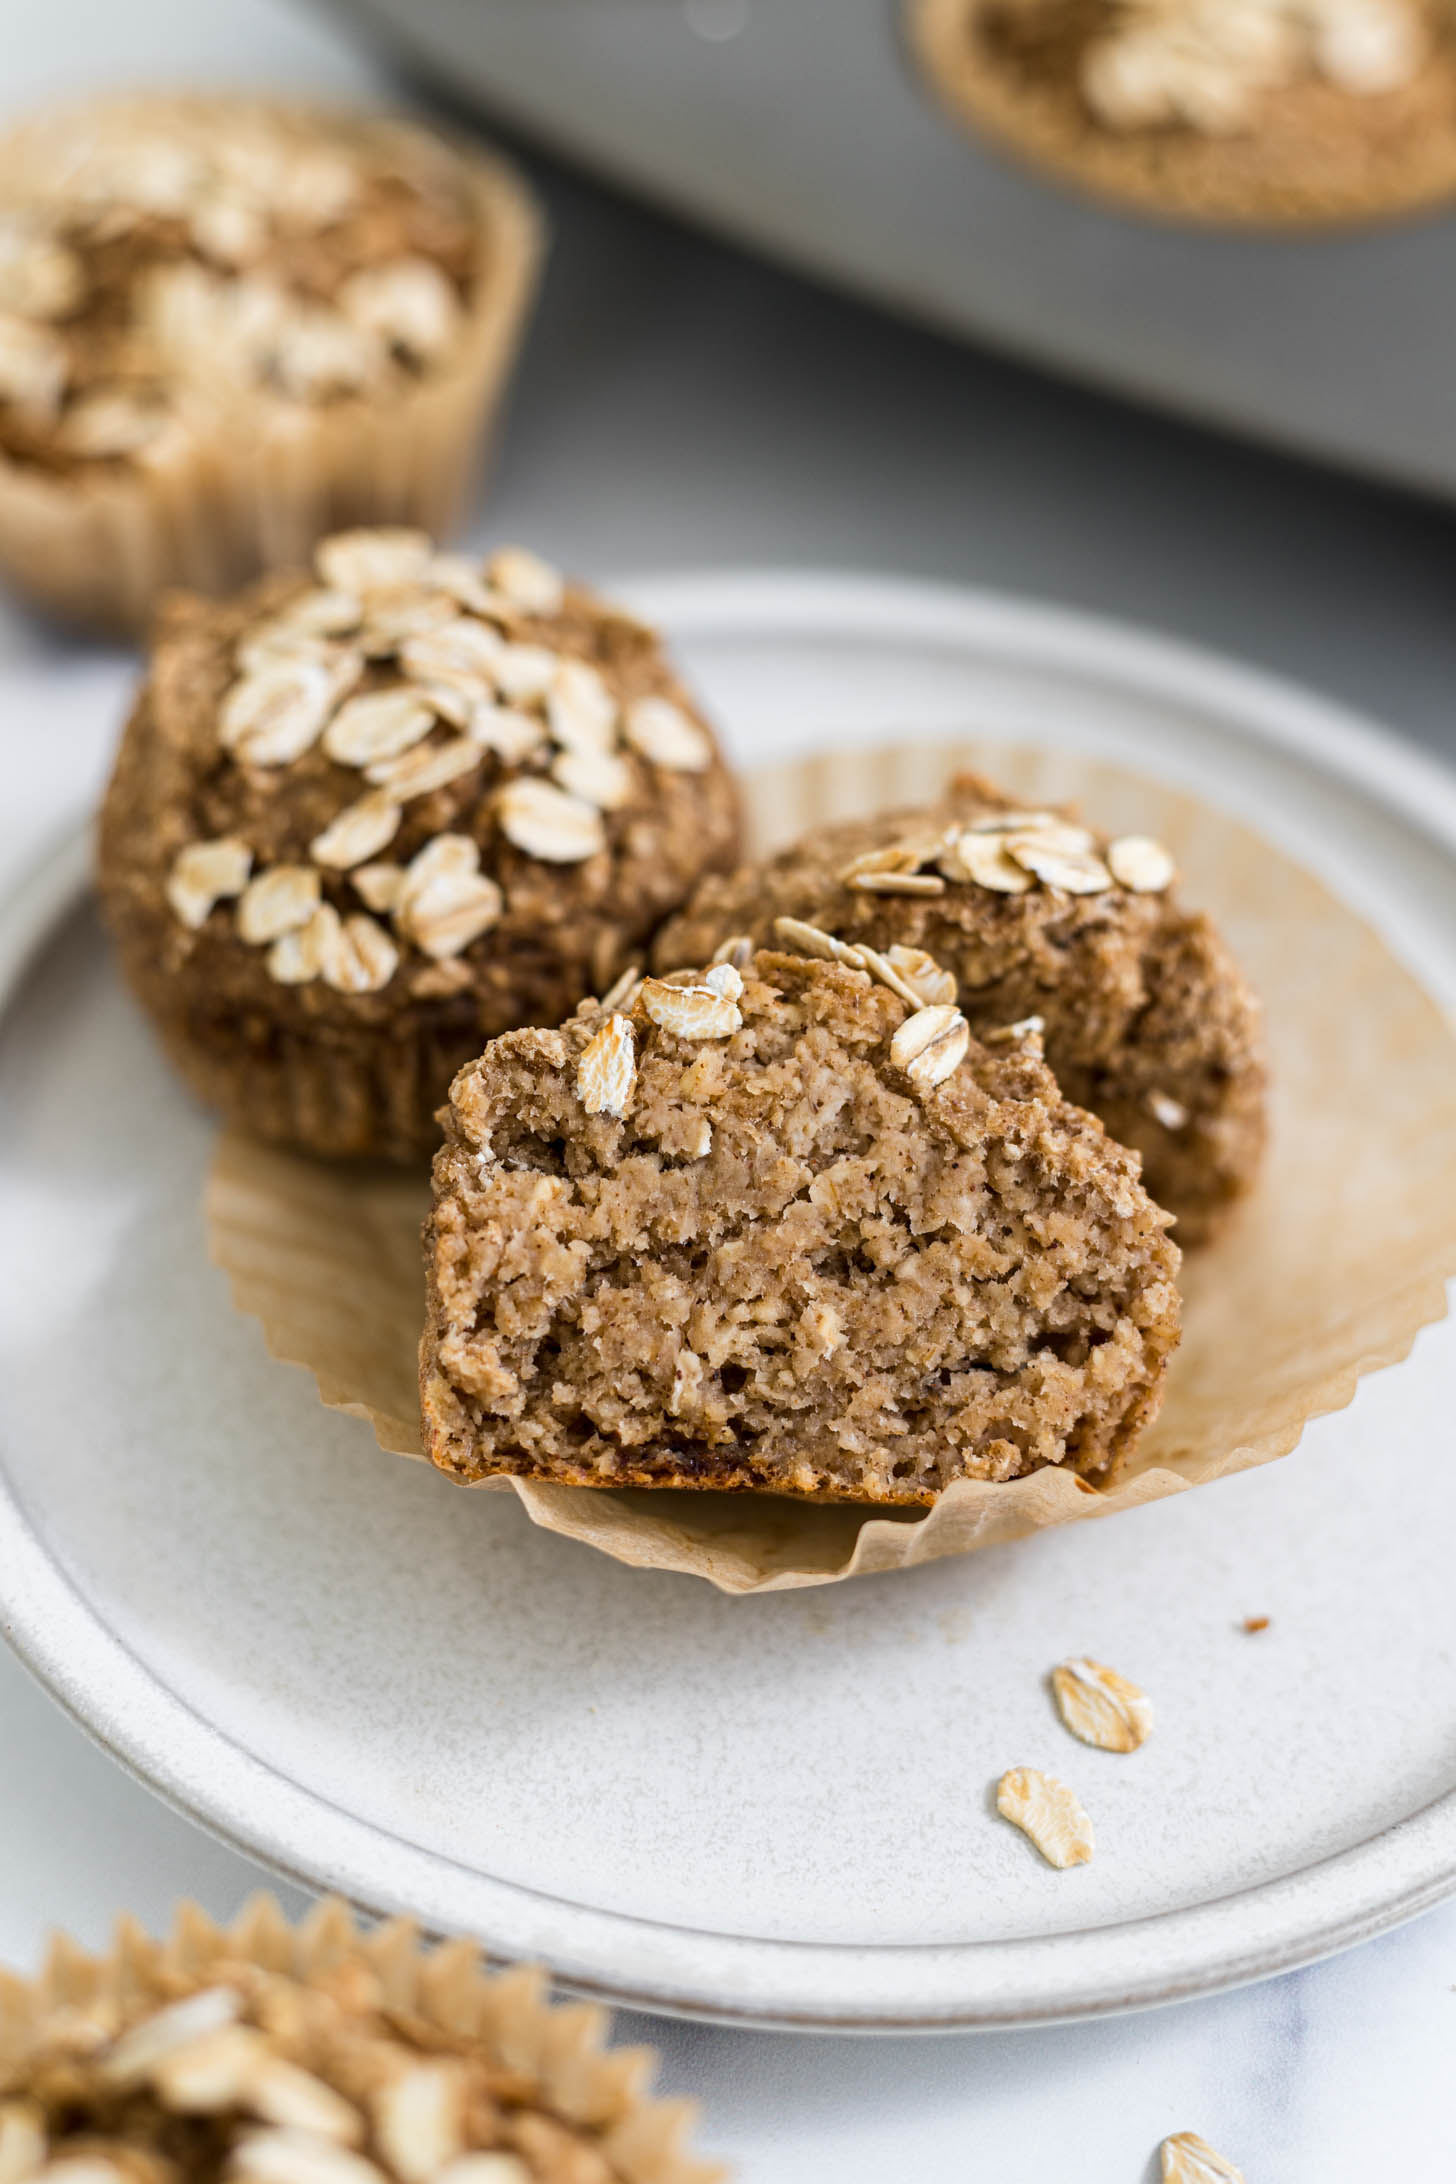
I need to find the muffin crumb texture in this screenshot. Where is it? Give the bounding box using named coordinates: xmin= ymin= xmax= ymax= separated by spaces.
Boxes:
xmin=421 ymin=947 xmax=1180 ymax=1503
xmin=655 ymin=772 xmax=1265 ymax=1244
xmin=97 ymin=532 xmax=740 ymax=1161
xmin=0 ymin=1897 xmax=720 ymax=2184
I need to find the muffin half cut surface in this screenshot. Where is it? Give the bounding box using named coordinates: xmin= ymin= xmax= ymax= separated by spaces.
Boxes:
xmin=420 ymin=942 xmax=1181 ymax=1505
xmin=655 ymin=770 xmax=1265 ymax=1245
xmin=98 ymin=529 xmax=742 ymax=1162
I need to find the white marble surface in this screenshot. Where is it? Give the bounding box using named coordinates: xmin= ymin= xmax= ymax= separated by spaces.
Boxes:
xmin=2 ymin=0 xmax=1456 ymax=2175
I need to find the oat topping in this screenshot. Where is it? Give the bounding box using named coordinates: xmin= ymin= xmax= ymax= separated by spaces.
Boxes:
xmin=984 ymin=1013 xmax=1046 ymax=1046
xmin=322 ymin=689 xmax=435 ymax=768
xmin=846 ymin=868 xmax=946 ymax=897
xmin=996 ymin=1767 xmax=1095 ymax=1868
xmin=1006 ymin=837 xmax=1114 ymax=895
xmin=1082 ymin=0 xmax=1424 ymax=137
xmin=1148 ymin=1089 xmax=1190 ymax=1131
xmin=703 ymin=960 xmax=744 ymax=1002
xmin=884 ymin=943 xmax=957 ymax=1007
xmin=576 ymin=1012 xmax=636 ymax=1117
xmin=1160 ymin=2130 xmax=1245 ymax=2184
xmin=0 ymin=108 xmax=483 ymax=473
xmin=638 ymin=976 xmax=742 ymax=1040
xmin=218 ymin=661 xmax=339 ymax=769
xmin=623 ymin=695 xmax=713 ymax=773
xmin=829 ymin=804 xmax=1176 ymax=908
xmin=1051 ymin=1657 xmax=1155 ymax=1752
xmin=236 ymin=863 xmax=321 ymax=944
xmin=496 ymin=776 xmax=605 ymax=864
xmin=948 ymin=830 xmax=1034 ymax=893
xmin=890 ymin=1003 xmax=971 ymax=1090
xmin=486 ymin=544 xmax=564 ymax=614
xmin=709 ymin=933 xmax=754 ymax=970
xmin=597 ymin=964 xmax=643 ymax=1013
xmin=165 ymin=837 xmax=252 ymax=928
xmin=1108 ymin=833 xmax=1178 ymax=892
xmin=771 ymin=915 xmax=869 ymax=971
xmin=309 ymin=793 xmax=403 ymax=872
xmin=159 ymin=529 xmax=723 ymax=996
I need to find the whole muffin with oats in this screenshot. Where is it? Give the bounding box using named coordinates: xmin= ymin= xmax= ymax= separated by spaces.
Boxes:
xmin=654 ymin=772 xmax=1264 ymax=1246
xmin=98 ymin=529 xmax=741 ymax=1162
xmin=0 ymin=1894 xmax=719 ymax=2184
xmin=906 ymin=0 xmax=1456 ymax=228
xmin=0 ymin=93 xmax=541 ymax=631
xmin=420 ymin=939 xmax=1180 ymax=1503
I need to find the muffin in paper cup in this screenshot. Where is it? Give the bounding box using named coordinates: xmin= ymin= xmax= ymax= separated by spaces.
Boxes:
xmin=205 ymin=737 xmax=1456 ymax=1594
xmin=0 ymin=1895 xmax=721 ymax=2184
xmin=0 ymin=95 xmax=544 ymax=634
xmin=905 ymin=0 xmax=1456 ymax=229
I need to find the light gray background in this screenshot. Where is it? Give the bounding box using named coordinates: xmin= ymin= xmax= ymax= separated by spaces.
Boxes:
xmin=0 ymin=0 xmax=1453 ymax=2176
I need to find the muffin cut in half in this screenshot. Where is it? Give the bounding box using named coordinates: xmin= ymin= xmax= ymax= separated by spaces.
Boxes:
xmin=654 ymin=770 xmax=1264 ymax=1244
xmin=0 ymin=94 xmax=542 ymax=630
xmin=906 ymin=0 xmax=1456 ymax=229
xmin=420 ymin=940 xmax=1181 ymax=1504
xmin=98 ymin=529 xmax=742 ymax=1162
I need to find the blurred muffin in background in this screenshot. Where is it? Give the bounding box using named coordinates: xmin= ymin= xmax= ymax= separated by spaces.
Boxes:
xmin=0 ymin=1894 xmax=721 ymax=2184
xmin=0 ymin=95 xmax=542 ymax=633
xmin=907 ymin=0 xmax=1456 ymax=227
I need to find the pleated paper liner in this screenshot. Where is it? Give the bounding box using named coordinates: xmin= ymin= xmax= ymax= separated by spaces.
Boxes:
xmin=0 ymin=1895 xmax=720 ymax=2184
xmin=0 ymin=95 xmax=545 ymax=634
xmin=206 ymin=737 xmax=1456 ymax=1595
xmin=905 ymin=0 xmax=1456 ymax=230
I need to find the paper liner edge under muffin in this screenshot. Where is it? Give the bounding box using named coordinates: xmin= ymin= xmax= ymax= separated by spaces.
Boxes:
xmin=204 ymin=736 xmax=1456 ymax=1594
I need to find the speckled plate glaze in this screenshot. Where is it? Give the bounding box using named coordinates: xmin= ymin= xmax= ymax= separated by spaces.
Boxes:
xmin=1 ymin=574 xmax=1454 ymax=2031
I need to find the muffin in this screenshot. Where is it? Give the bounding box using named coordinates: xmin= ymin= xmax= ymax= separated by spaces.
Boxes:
xmin=419 ymin=939 xmax=1181 ymax=1503
xmin=0 ymin=94 xmax=542 ymax=632
xmin=0 ymin=1895 xmax=719 ymax=2184
xmin=97 ymin=530 xmax=742 ymax=1161
xmin=906 ymin=0 xmax=1456 ymax=227
xmin=654 ymin=771 xmax=1264 ymax=1244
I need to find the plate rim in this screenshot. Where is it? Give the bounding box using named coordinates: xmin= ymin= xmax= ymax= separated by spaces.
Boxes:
xmin=3 ymin=570 xmax=1455 ymax=2033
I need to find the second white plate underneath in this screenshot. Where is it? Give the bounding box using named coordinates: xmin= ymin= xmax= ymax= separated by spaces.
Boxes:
xmin=0 ymin=573 xmax=1454 ymax=2030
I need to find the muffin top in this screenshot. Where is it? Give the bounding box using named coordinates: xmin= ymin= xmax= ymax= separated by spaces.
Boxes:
xmin=0 ymin=99 xmax=485 ymax=475
xmin=98 ymin=530 xmax=742 ymax=1040
xmin=0 ymin=1899 xmax=718 ymax=2184
xmin=421 ymin=939 xmax=1180 ymax=1503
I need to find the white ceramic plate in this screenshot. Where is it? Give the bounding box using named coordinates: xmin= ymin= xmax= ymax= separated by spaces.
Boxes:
xmin=340 ymin=0 xmax=1456 ymax=501
xmin=1 ymin=574 xmax=1455 ymax=2032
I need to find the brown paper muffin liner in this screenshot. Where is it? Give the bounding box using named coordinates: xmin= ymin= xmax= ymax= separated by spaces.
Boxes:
xmin=0 ymin=96 xmax=545 ymax=634
xmin=905 ymin=0 xmax=1456 ymax=229
xmin=0 ymin=1896 xmax=720 ymax=2184
xmin=206 ymin=737 xmax=1456 ymax=1594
